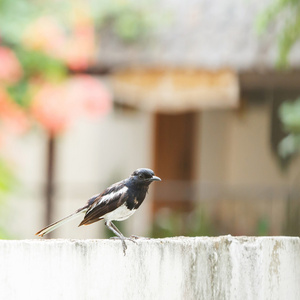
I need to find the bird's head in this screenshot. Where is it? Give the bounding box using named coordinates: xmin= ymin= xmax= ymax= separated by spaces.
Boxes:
xmin=130 ymin=168 xmax=161 ymax=185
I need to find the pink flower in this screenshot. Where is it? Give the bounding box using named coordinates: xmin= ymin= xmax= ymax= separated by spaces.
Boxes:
xmin=67 ymin=75 xmax=111 ymax=118
xmin=30 ymin=83 xmax=74 ymax=135
xmin=31 ymin=76 xmax=111 ymax=135
xmin=0 ymin=47 xmax=23 ymax=84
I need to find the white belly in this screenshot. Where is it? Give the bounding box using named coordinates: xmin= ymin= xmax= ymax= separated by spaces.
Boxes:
xmin=103 ymin=203 xmax=136 ymax=221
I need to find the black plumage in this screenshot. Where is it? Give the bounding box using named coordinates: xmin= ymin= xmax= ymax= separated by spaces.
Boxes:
xmin=36 ymin=168 xmax=161 ymax=254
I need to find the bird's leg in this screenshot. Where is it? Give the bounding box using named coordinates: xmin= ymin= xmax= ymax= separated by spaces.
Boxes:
xmin=105 ymin=221 xmax=136 ymax=255
xmin=109 ymin=222 xmax=137 ymax=244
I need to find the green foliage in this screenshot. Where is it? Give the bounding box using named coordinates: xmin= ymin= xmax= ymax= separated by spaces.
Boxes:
xmin=0 ymin=227 xmax=11 ymax=239
xmin=282 ymin=194 xmax=300 ymax=236
xmin=0 ymin=159 xmax=16 ymax=239
xmin=151 ymin=208 xmax=216 ymax=238
xmin=0 ymin=0 xmax=44 ymax=44
xmin=151 ymin=210 xmax=183 ymax=238
xmin=7 ymin=80 xmax=30 ymax=107
xmin=0 ymin=0 xmax=67 ymax=108
xmin=0 ymin=159 xmax=15 ymax=197
xmin=15 ymin=48 xmax=67 ymax=81
xmin=5 ymin=47 xmax=67 ymax=107
xmin=256 ymin=217 xmax=270 ymax=236
xmin=256 ymin=0 xmax=300 ymax=68
xmin=278 ymin=134 xmax=300 ymax=159
xmin=278 ymin=98 xmax=300 ymax=159
xmin=279 ymin=99 xmax=300 ymax=133
xmin=90 ymin=0 xmax=158 ymax=42
xmin=0 ymin=0 xmax=73 ymax=45
xmin=113 ymin=10 xmax=148 ymax=41
xmin=0 ymin=0 xmax=158 ymax=44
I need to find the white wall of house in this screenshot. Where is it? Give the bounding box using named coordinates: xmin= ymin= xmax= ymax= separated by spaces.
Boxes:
xmin=199 ymin=100 xmax=300 ymax=187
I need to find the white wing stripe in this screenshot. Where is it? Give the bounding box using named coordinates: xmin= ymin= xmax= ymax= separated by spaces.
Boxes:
xmin=98 ymin=186 xmax=128 ymax=205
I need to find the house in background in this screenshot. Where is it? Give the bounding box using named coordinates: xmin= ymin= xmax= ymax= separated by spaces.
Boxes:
xmin=6 ymin=0 xmax=300 ymax=239
xmin=101 ymin=0 xmax=300 ymax=236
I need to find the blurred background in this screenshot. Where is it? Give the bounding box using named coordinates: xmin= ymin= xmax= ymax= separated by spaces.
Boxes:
xmin=1 ymin=0 xmax=300 ymax=240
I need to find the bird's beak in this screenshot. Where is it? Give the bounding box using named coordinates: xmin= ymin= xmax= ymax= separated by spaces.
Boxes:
xmin=151 ymin=175 xmax=161 ymax=182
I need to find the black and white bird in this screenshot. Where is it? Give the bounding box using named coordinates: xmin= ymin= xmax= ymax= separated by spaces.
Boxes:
xmin=36 ymin=168 xmax=161 ymax=254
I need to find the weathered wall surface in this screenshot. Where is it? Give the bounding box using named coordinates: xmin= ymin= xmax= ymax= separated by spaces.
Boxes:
xmin=0 ymin=236 xmax=299 ymax=300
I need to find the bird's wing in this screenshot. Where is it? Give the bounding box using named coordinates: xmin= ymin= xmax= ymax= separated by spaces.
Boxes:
xmin=79 ymin=181 xmax=128 ymax=226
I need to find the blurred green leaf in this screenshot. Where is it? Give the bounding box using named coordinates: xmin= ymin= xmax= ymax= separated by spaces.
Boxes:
xmin=0 ymin=0 xmax=41 ymax=44
xmin=0 ymin=226 xmax=11 ymax=239
xmin=278 ymin=134 xmax=300 ymax=159
xmin=256 ymin=217 xmax=270 ymax=236
xmin=7 ymin=80 xmax=30 ymax=107
xmin=0 ymin=0 xmax=71 ymax=45
xmin=0 ymin=159 xmax=16 ymax=195
xmin=15 ymin=48 xmax=67 ymax=81
xmin=279 ymin=98 xmax=300 ymax=133
xmin=187 ymin=208 xmax=216 ymax=237
xmin=278 ymin=98 xmax=300 ymax=162
xmin=0 ymin=159 xmax=17 ymax=239
xmin=114 ymin=11 xmax=147 ymax=41
xmin=151 ymin=208 xmax=216 ymax=238
xmin=256 ymin=0 xmax=300 ymax=68
xmin=90 ymin=0 xmax=157 ymax=42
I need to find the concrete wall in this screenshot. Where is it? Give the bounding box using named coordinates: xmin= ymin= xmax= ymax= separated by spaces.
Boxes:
xmin=0 ymin=236 xmax=299 ymax=300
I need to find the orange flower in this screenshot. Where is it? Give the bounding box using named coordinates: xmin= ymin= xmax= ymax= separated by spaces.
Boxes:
xmin=0 ymin=47 xmax=23 ymax=84
xmin=0 ymin=87 xmax=29 ymax=134
xmin=23 ymin=16 xmax=66 ymax=58
xmin=64 ymin=24 xmax=96 ymax=71
xmin=23 ymin=14 xmax=97 ymax=71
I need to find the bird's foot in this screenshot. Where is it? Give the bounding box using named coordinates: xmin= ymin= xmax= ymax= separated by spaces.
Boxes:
xmin=110 ymin=236 xmax=137 ymax=243
xmin=126 ymin=236 xmax=138 ymax=244
xmin=110 ymin=236 xmax=136 ymax=256
xmin=129 ymin=235 xmax=150 ymax=240
xmin=121 ymin=239 xmax=127 ymax=256
xmin=121 ymin=237 xmax=138 ymax=256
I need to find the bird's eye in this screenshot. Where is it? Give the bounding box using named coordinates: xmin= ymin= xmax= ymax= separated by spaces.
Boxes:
xmin=138 ymin=174 xmax=144 ymax=179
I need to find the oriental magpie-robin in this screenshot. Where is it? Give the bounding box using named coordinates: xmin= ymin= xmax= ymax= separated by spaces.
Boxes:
xmin=36 ymin=168 xmax=161 ymax=255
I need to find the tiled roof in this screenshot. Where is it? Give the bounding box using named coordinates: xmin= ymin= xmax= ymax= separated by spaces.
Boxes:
xmin=97 ymin=0 xmax=300 ymax=71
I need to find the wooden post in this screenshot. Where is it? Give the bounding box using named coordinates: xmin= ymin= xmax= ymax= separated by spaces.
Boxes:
xmin=45 ymin=134 xmax=55 ymax=238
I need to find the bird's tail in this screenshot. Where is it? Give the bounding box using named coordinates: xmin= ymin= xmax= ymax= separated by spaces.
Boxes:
xmin=35 ymin=210 xmax=85 ymax=237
